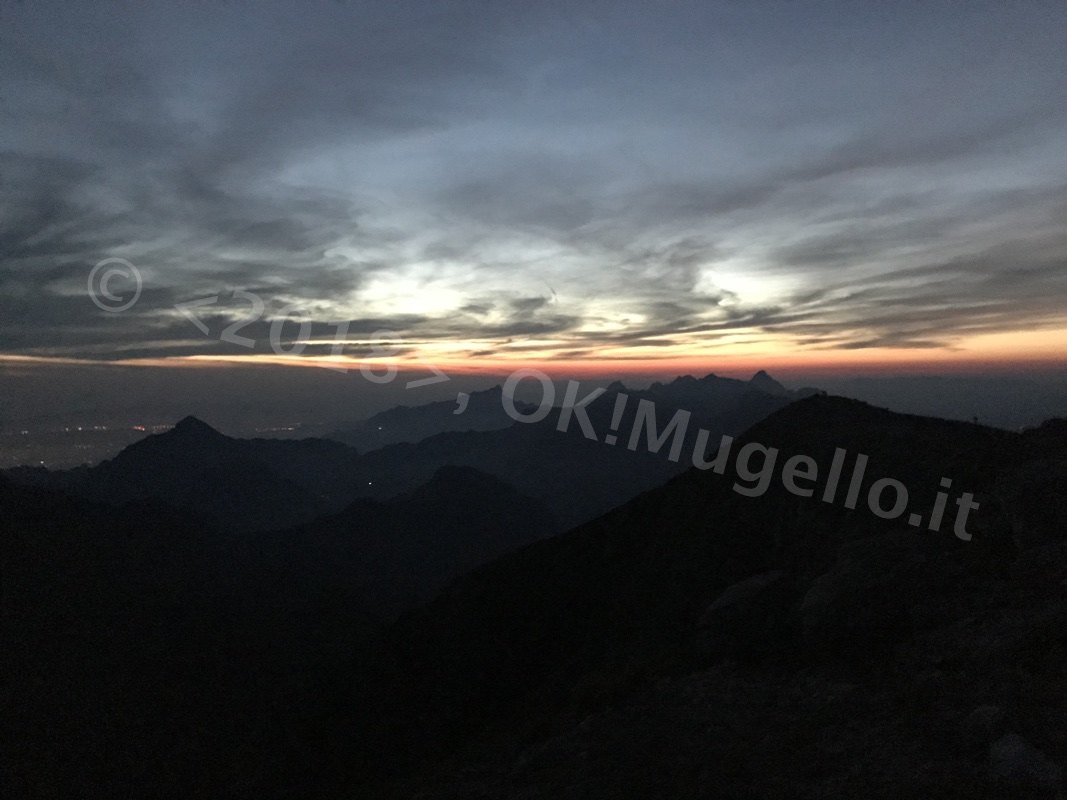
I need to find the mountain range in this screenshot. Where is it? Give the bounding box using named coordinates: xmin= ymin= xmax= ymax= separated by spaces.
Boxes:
xmin=327 ymin=384 xmax=539 ymax=451
xmin=6 ymin=371 xmax=809 ymax=531
xmin=3 ymin=384 xmax=1065 ymax=798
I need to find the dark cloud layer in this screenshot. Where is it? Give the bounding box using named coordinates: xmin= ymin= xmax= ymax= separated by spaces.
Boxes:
xmin=1 ymin=0 xmax=1066 ymax=363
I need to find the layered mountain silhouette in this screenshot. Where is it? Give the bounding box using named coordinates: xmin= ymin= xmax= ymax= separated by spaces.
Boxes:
xmin=7 ymin=415 xmax=364 ymax=531
xmin=231 ymin=465 xmax=559 ymax=621
xmin=1 ymin=464 xmax=555 ymax=796
xmin=6 ymin=371 xmax=807 ymax=531
xmin=329 ymin=372 xmax=808 ymax=452
xmin=348 ymin=371 xmax=815 ymax=528
xmin=328 ymin=385 xmax=538 ymax=451
xmin=5 ymin=390 xmax=1065 ymax=798
xmin=336 ymin=396 xmax=1066 ymax=797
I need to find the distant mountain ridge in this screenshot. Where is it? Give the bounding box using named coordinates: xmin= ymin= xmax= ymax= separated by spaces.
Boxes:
xmin=328 ymin=385 xmax=538 ymax=451
xmin=6 ymin=371 xmax=810 ymax=532
xmin=6 ymin=417 xmax=364 ymax=532
xmin=345 ymin=370 xmax=813 ymax=528
xmin=336 ymin=395 xmax=1067 ymax=794
xmin=328 ymin=372 xmax=816 ymax=452
xmin=5 ymin=393 xmax=1067 ymax=796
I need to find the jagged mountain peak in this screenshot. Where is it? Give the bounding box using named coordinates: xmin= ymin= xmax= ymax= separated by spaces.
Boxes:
xmin=748 ymin=370 xmax=787 ymax=396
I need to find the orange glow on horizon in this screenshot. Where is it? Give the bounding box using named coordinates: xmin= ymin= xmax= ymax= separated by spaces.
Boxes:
xmin=2 ymin=327 xmax=1065 ymax=381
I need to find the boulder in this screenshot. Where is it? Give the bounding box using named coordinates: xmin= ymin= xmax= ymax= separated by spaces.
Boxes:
xmin=799 ymin=532 xmax=926 ymax=649
xmin=696 ymin=570 xmax=795 ymax=660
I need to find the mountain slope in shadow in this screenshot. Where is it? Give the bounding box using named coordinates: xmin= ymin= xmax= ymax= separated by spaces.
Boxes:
xmin=337 ymin=395 xmax=1066 ymax=797
xmin=5 ymin=416 xmax=363 ymax=532
xmin=4 ymin=371 xmax=808 ymax=534
xmin=5 ymin=395 xmax=1066 ymax=797
xmin=329 ymin=385 xmax=538 ymax=451
xmin=350 ymin=371 xmax=810 ymax=529
xmin=231 ymin=464 xmax=559 ymax=621
xmin=0 ymin=462 xmax=556 ymax=797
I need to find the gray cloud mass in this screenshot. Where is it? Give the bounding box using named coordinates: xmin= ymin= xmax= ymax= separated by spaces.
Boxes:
xmin=1 ymin=0 xmax=1066 ymax=362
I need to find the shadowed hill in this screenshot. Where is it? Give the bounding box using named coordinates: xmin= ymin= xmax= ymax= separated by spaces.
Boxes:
xmin=336 ymin=396 xmax=1065 ymax=796
xmin=5 ymin=416 xmax=364 ymax=531
xmin=0 ymin=463 xmax=556 ymax=797
xmin=5 ymin=371 xmax=807 ymax=533
xmin=326 ymin=372 xmax=797 ymax=453
xmin=328 ymin=385 xmax=538 ymax=451
xmin=349 ymin=371 xmax=807 ymax=529
xmin=229 ymin=464 xmax=559 ymax=621
xmin=7 ymin=395 xmax=1064 ymax=797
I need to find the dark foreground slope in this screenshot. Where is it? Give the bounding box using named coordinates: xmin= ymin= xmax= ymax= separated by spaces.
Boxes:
xmin=339 ymin=396 xmax=1066 ymax=798
xmin=230 ymin=465 xmax=559 ymax=621
xmin=0 ymin=468 xmax=555 ymax=797
xmin=4 ymin=396 xmax=1066 ymax=798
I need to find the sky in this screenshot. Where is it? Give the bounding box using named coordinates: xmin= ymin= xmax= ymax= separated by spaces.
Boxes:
xmin=2 ymin=0 xmax=1067 ymax=433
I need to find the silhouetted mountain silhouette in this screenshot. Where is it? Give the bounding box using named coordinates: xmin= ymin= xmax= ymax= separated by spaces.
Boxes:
xmin=7 ymin=416 xmax=362 ymax=531
xmin=233 ymin=464 xmax=558 ymax=620
xmin=329 ymin=385 xmax=538 ymax=451
xmin=5 ymin=372 xmax=806 ymax=532
xmin=337 ymin=395 xmax=1065 ymax=795
xmin=748 ymin=368 xmax=789 ymax=396
xmin=6 ymin=392 xmax=1066 ymax=797
xmin=345 ymin=371 xmax=809 ymax=528
xmin=170 ymin=413 xmax=226 ymax=439
xmin=0 ymin=463 xmax=553 ymax=795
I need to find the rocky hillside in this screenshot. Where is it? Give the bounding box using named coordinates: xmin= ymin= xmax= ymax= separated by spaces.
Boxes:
xmin=3 ymin=396 xmax=1065 ymax=798
xmin=342 ymin=396 xmax=1066 ymax=798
